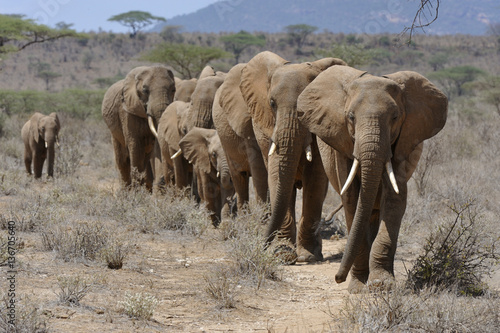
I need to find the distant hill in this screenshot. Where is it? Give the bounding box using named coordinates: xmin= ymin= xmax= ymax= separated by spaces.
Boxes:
xmin=154 ymin=0 xmax=499 ymax=35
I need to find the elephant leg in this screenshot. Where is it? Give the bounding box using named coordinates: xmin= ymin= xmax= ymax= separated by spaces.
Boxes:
xmin=33 ymin=151 xmax=46 ymax=179
xmin=296 ymin=153 xmax=329 ymax=262
xmin=24 ymin=146 xmax=33 ymax=175
xmin=112 ymin=138 xmax=131 ymax=187
xmin=145 ymin=158 xmax=154 ymax=192
xmin=276 ymin=187 xmax=297 ymax=244
xmin=152 ymin=141 xmax=165 ymax=194
xmin=368 ymin=181 xmax=407 ymax=289
xmin=246 ymin=141 xmax=268 ymax=204
xmin=230 ymin=167 xmax=249 ymax=213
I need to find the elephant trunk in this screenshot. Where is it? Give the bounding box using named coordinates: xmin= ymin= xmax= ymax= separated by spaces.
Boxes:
xmin=46 ymin=139 xmax=56 ymax=177
xmin=193 ymin=99 xmax=215 ymax=129
xmin=219 ymin=159 xmax=232 ymax=190
xmin=147 ymin=92 xmax=171 ymax=136
xmin=265 ymin=117 xmax=305 ymax=243
xmin=335 ymin=130 xmax=388 ymax=283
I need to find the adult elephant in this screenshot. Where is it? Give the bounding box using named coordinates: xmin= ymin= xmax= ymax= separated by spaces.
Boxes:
xmin=213 ymin=63 xmax=268 ymax=212
xmin=187 ymin=72 xmax=226 ymax=130
xmin=297 ymin=66 xmax=448 ymax=292
xmin=174 ymin=77 xmax=197 ymax=103
xmin=157 ymin=100 xmax=192 ymax=190
xmin=179 ymin=127 xmax=234 ymax=226
xmin=102 ymin=66 xmax=175 ymax=190
xmin=239 ymin=51 xmax=347 ymax=262
xmin=21 ymin=112 xmax=60 ymax=178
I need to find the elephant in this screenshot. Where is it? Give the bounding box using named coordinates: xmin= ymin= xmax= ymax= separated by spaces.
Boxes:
xmin=239 ymin=51 xmax=347 ymax=262
xmin=212 ymin=63 xmax=268 ymax=212
xmin=101 ymin=66 xmax=175 ymax=190
xmin=297 ymin=65 xmax=448 ymax=292
xmin=157 ymin=100 xmax=193 ymax=190
xmin=187 ymin=71 xmax=226 ymax=130
xmin=178 ymin=127 xmax=234 ymax=225
xmin=21 ymin=112 xmax=61 ymax=178
xmin=174 ymin=77 xmax=197 ymax=103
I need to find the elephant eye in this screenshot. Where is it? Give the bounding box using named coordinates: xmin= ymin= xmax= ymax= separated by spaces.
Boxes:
xmin=142 ymin=86 xmax=149 ymax=94
xmin=269 ymin=98 xmax=277 ymax=111
xmin=348 ymin=112 xmax=355 ymax=122
xmin=212 ymin=152 xmax=217 ymax=158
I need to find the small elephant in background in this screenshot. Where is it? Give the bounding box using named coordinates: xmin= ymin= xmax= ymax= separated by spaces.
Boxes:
xmin=21 ymin=112 xmax=61 ymax=178
xmin=179 ymin=127 xmax=234 ymax=226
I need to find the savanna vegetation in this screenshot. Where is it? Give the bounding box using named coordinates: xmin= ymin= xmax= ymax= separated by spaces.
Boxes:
xmin=0 ymin=25 xmax=499 ymax=331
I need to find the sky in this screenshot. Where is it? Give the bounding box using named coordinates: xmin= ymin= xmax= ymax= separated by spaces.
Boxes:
xmin=1 ymin=0 xmax=220 ymax=33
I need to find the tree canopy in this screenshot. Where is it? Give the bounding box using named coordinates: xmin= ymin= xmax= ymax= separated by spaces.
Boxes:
xmin=284 ymin=24 xmax=318 ymax=49
xmin=220 ymin=31 xmax=266 ymax=64
xmin=0 ymin=14 xmax=80 ymax=56
xmin=108 ymin=11 xmax=166 ymax=38
xmin=140 ymin=43 xmax=230 ymax=79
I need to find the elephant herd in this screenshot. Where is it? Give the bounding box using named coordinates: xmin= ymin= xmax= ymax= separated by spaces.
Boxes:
xmin=24 ymin=51 xmax=448 ymax=293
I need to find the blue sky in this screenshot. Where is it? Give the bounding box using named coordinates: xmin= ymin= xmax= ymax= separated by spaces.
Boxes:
xmin=1 ymin=0 xmax=220 ymax=33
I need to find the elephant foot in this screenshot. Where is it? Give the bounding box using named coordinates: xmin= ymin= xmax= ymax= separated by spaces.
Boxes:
xmin=347 ymin=276 xmax=369 ymax=294
xmin=367 ymin=269 xmax=395 ymax=292
xmin=296 ymin=246 xmax=323 ymax=263
xmin=273 ymin=244 xmax=297 ymax=265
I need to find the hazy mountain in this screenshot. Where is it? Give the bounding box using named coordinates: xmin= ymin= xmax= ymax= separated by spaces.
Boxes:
xmin=154 ymin=0 xmax=499 ymax=35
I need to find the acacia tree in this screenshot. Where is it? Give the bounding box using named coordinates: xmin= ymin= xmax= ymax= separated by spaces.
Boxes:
xmin=220 ymin=31 xmax=266 ymax=64
xmin=0 ymin=14 xmax=79 ymax=57
xmin=284 ymin=24 xmax=317 ymax=49
xmin=108 ymin=11 xmax=165 ymax=38
xmin=140 ymin=43 xmax=230 ymax=79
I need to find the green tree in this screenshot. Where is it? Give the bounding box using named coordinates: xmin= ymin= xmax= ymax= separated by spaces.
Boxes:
xmin=108 ymin=11 xmax=165 ymax=38
xmin=284 ymin=24 xmax=317 ymax=49
xmin=220 ymin=30 xmax=266 ymax=64
xmin=140 ymin=43 xmax=230 ymax=79
xmin=0 ymin=14 xmax=80 ymax=57
xmin=428 ymin=66 xmax=486 ymax=97
xmin=36 ymin=70 xmax=61 ymax=91
xmin=160 ymin=25 xmax=184 ymax=43
xmin=428 ymin=52 xmax=449 ymax=71
xmin=316 ymin=43 xmax=372 ymax=68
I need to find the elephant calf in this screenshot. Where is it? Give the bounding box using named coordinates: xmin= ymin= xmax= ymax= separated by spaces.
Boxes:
xmin=21 ymin=112 xmax=61 ymax=178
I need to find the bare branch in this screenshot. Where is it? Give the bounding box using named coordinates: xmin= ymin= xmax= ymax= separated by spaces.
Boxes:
xmin=402 ymin=0 xmax=440 ymax=44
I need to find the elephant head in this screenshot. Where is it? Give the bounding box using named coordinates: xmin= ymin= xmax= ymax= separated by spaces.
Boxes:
xmin=187 ymin=73 xmax=226 ymax=130
xmin=297 ymin=66 xmax=448 ymax=288
xmin=179 ymin=127 xmax=233 ymax=225
xmin=174 ymin=78 xmax=197 ymax=103
xmin=240 ymin=51 xmax=347 ymax=255
xmin=122 ymin=66 xmax=176 ymax=138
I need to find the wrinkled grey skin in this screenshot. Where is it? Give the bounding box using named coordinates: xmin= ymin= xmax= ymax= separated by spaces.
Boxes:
xmin=21 ymin=112 xmax=61 ymax=178
xmin=102 ymin=66 xmax=175 ymax=190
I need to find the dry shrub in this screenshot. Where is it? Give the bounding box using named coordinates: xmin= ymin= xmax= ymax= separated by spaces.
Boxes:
xmin=0 ymin=293 xmax=48 ymax=333
xmin=55 ymin=135 xmax=83 ymax=177
xmin=119 ymin=292 xmax=159 ymax=320
xmin=203 ymin=263 xmax=238 ymax=309
xmin=56 ymin=275 xmax=93 ymax=306
xmin=41 ymin=219 xmax=109 ymax=262
xmin=406 ymin=199 xmax=500 ymax=296
xmin=99 ymin=233 xmax=130 ymax=269
xmin=331 ymin=284 xmax=500 ymax=332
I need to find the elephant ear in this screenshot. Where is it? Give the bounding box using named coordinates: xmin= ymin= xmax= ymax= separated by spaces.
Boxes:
xmin=297 ymin=66 xmax=367 ymax=157
xmin=29 ymin=112 xmax=44 ymax=144
xmin=161 ymin=102 xmax=184 ymax=151
xmin=48 ymin=112 xmax=60 ymax=130
xmin=122 ymin=66 xmax=148 ymax=118
xmin=307 ymin=57 xmax=347 ymax=72
xmin=384 ymin=71 xmax=448 ymax=161
xmin=240 ymin=51 xmax=288 ymax=139
xmin=219 ymin=63 xmax=254 ymax=139
xmin=179 ymin=127 xmax=215 ymax=174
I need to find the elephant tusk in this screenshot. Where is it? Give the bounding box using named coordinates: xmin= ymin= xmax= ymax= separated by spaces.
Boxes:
xmin=171 ymin=149 xmax=182 ymax=159
xmin=45 ymin=141 xmax=48 ymax=149
xmin=147 ymin=115 xmax=159 ymax=139
xmin=56 ymin=137 xmax=60 ymax=148
xmin=217 ymin=171 xmax=220 ymax=178
xmin=385 ymin=161 xmax=400 ymax=194
xmin=268 ymin=142 xmax=277 ymax=156
xmin=305 ymin=145 xmax=312 ymax=162
xmin=340 ymin=159 xmax=359 ymax=196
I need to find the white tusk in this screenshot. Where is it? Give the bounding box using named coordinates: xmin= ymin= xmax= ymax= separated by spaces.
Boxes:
xmin=385 ymin=161 xmax=400 ymax=194
xmin=340 ymin=159 xmax=359 ymax=196
xmin=171 ymin=149 xmax=182 ymax=159
xmin=217 ymin=171 xmax=220 ymax=178
xmin=268 ymin=142 xmax=277 ymax=156
xmin=147 ymin=115 xmax=159 ymax=139
xmin=45 ymin=141 xmax=48 ymax=149
xmin=305 ymin=145 xmax=312 ymax=162
xmin=56 ymin=137 xmax=60 ymax=148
